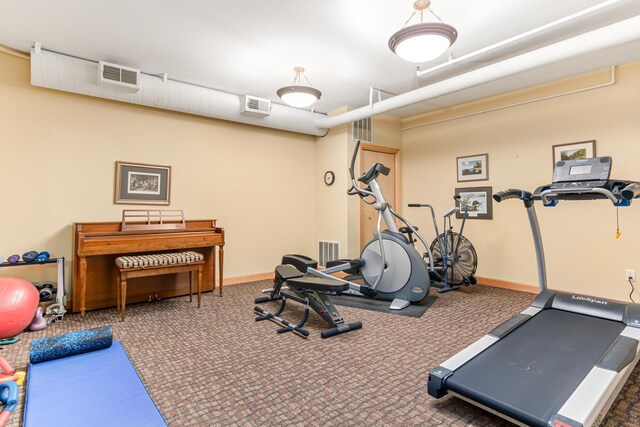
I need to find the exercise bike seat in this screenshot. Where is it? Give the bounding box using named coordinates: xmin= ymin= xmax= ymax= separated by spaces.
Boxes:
xmin=275 ymin=264 xmax=305 ymax=281
xmin=286 ymin=276 xmax=350 ymax=293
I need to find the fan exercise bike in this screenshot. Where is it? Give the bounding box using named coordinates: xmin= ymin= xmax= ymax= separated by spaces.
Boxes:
xmin=405 ymin=197 xmax=478 ymax=292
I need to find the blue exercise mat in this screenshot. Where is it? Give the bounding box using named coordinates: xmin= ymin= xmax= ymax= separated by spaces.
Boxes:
xmin=24 ymin=340 xmax=167 ymax=427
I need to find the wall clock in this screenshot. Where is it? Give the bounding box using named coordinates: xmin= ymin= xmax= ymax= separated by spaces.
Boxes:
xmin=324 ymin=171 xmax=335 ymax=186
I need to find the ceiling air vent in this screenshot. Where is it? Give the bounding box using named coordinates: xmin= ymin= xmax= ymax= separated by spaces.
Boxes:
xmin=97 ymin=61 xmax=141 ymax=92
xmin=352 ymin=117 xmax=372 ymax=142
xmin=240 ymin=95 xmax=271 ymax=117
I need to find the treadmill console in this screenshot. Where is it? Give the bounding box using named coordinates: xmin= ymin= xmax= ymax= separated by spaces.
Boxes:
xmin=550 ymin=156 xmax=612 ymax=190
xmin=533 ymin=156 xmax=640 ymax=205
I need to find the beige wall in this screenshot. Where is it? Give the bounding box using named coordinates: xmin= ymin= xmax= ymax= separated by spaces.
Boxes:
xmin=0 ymin=52 xmax=317 ymax=294
xmin=7 ymin=44 xmax=638 ymax=303
xmin=315 ymin=116 xmax=350 ymax=259
xmin=401 ymin=63 xmax=640 ymax=301
xmin=314 ymin=113 xmax=403 ymax=260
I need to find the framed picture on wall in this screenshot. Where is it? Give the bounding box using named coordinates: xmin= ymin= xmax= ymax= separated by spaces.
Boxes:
xmin=455 ymin=186 xmax=493 ymax=220
xmin=552 ymin=140 xmax=596 ymax=166
xmin=115 ymin=161 xmax=171 ymax=205
xmin=457 ymin=153 xmax=489 ymax=182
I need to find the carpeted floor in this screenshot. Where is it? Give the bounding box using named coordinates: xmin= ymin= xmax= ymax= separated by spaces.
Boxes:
xmin=3 ymin=281 xmax=640 ymax=426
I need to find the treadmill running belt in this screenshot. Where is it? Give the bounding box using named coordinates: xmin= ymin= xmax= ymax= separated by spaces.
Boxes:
xmin=446 ymin=309 xmax=625 ymax=427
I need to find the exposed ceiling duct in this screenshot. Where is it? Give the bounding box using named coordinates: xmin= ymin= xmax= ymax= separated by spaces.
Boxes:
xmin=28 ymin=14 xmax=640 ymax=136
xmin=314 ymin=14 xmax=640 ymax=130
xmin=30 ymin=45 xmax=329 ymax=137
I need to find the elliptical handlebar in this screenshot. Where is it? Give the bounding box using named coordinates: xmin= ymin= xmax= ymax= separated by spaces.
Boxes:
xmin=347 ymin=140 xmax=365 ymax=196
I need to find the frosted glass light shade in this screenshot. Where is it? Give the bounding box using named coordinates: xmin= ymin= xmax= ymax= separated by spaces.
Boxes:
xmin=389 ymin=23 xmax=457 ymax=63
xmin=276 ymin=85 xmax=322 ymax=108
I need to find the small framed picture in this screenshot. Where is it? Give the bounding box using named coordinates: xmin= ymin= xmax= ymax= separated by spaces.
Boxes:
xmin=455 ymin=186 xmax=493 ymax=220
xmin=457 ymin=153 xmax=489 ymax=182
xmin=115 ymin=161 xmax=171 ymax=205
xmin=552 ymin=140 xmax=596 ymax=165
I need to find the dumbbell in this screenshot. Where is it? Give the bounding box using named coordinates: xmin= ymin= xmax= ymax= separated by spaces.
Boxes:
xmin=38 ymin=282 xmax=56 ymax=302
xmin=36 ymin=251 xmax=50 ymax=262
xmin=22 ymin=251 xmax=39 ymax=263
xmin=7 ymin=255 xmax=20 ymax=264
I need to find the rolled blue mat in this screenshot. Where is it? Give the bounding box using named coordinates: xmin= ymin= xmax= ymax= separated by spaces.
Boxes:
xmin=30 ymin=326 xmax=113 ymax=364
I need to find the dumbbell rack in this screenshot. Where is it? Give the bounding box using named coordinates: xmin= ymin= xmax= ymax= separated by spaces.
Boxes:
xmin=0 ymin=257 xmax=66 ymax=322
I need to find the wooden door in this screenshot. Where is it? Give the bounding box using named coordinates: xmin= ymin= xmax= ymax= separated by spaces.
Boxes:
xmin=359 ymin=145 xmax=399 ymax=250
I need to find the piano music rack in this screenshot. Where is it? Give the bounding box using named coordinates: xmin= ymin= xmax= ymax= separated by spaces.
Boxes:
xmin=121 ymin=210 xmax=186 ymax=232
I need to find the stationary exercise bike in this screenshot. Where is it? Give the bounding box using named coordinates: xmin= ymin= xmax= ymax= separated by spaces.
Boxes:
xmin=405 ymin=197 xmax=478 ymax=292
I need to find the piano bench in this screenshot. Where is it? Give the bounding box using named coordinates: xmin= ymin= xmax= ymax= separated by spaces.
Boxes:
xmin=114 ymin=251 xmax=205 ymax=321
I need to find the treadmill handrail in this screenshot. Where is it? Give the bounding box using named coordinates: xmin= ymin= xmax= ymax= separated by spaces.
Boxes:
xmin=540 ymin=187 xmax=619 ymax=205
xmin=493 ymin=188 xmax=547 ymax=291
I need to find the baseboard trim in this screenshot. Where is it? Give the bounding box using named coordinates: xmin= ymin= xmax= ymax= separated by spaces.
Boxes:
xmin=476 ymin=276 xmax=538 ymax=294
xmin=220 ymin=273 xmax=539 ymax=294
xmin=223 ymin=272 xmax=272 ymax=286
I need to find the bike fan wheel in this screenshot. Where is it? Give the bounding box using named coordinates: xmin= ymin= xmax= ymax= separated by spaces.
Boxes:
xmin=429 ymin=232 xmax=478 ymax=286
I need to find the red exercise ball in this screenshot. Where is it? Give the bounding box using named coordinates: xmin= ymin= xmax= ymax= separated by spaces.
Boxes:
xmin=0 ymin=278 xmax=39 ymax=340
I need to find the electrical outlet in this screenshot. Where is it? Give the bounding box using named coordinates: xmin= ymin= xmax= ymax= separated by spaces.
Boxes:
xmin=626 ymin=269 xmax=636 ymax=281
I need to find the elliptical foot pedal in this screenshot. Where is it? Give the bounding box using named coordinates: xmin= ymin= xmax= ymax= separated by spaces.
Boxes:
xmin=389 ymin=298 xmax=410 ymax=310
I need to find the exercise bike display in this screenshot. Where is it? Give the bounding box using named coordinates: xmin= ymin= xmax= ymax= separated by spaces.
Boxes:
xmin=406 ymin=197 xmax=478 ymax=292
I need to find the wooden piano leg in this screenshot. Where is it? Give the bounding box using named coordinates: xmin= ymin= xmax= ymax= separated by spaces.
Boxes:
xmin=189 ymin=271 xmax=193 ymax=303
xmin=115 ymin=267 xmax=121 ymax=314
xmin=79 ymin=256 xmax=87 ymax=319
xmin=120 ymin=274 xmax=127 ymax=322
xmin=197 ymin=264 xmax=202 ymax=308
xmin=219 ymin=245 xmax=224 ymax=297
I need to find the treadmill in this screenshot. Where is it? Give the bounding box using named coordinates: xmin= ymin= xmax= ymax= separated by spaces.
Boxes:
xmin=428 ymin=156 xmax=640 ymax=427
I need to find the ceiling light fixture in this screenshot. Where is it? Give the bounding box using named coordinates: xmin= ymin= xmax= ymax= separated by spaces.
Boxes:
xmin=388 ymin=0 xmax=457 ymax=63
xmin=276 ymin=67 xmax=322 ymax=108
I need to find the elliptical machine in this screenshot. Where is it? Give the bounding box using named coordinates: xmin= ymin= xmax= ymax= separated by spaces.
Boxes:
xmin=304 ymin=140 xmax=436 ymax=310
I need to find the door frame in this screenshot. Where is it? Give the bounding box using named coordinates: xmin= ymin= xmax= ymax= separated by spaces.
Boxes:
xmin=359 ymin=143 xmax=401 ymax=250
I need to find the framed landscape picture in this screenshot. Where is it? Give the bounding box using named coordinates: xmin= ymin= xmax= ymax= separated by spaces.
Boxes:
xmin=552 ymin=140 xmax=596 ymax=165
xmin=115 ymin=161 xmax=171 ymax=205
xmin=457 ymin=153 xmax=489 ymax=182
xmin=455 ymin=186 xmax=493 ymax=220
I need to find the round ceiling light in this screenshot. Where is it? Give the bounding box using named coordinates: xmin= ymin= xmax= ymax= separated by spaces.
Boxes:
xmin=277 ymin=67 xmax=322 ymax=108
xmin=388 ymin=22 xmax=457 ymax=63
xmin=276 ymin=85 xmax=322 ymax=108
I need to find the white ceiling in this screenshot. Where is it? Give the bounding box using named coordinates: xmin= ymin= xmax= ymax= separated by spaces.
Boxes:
xmin=1 ymin=0 xmax=640 ymax=118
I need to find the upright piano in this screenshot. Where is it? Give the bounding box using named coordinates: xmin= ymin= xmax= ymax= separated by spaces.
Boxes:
xmin=73 ymin=218 xmax=224 ymax=317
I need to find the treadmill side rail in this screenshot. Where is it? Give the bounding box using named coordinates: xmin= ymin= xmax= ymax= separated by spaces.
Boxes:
xmin=597 ymin=335 xmax=638 ymax=372
xmin=553 ymin=327 xmax=640 ymax=427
